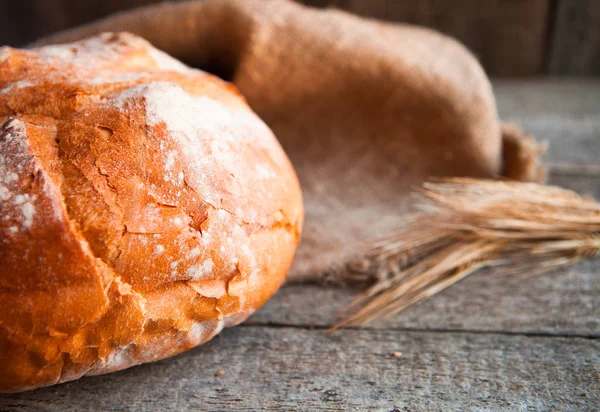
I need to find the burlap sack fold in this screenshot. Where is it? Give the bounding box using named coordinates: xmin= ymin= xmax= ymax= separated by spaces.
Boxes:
xmin=37 ymin=0 xmax=544 ymax=282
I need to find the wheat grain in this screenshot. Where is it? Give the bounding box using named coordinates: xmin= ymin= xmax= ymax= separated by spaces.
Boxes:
xmin=335 ymin=178 xmax=600 ymax=330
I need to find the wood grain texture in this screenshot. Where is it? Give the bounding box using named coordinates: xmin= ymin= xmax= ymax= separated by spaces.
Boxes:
xmin=494 ymin=79 xmax=600 ymax=117
xmin=550 ymin=0 xmax=600 ymax=75
xmin=299 ymin=0 xmax=550 ymax=76
xmin=251 ymin=260 xmax=600 ymax=337
xmin=494 ymin=79 xmax=600 ymax=167
xmin=1 ymin=327 xmax=598 ymax=411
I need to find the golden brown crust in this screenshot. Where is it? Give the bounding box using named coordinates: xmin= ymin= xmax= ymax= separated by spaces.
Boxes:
xmin=0 ymin=32 xmax=303 ymax=393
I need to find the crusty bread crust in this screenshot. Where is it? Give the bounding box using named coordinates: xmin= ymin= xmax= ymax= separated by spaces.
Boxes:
xmin=0 ymin=33 xmax=303 ymax=393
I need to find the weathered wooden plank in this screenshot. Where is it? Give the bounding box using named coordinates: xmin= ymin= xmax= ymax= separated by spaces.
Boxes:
xmin=549 ymin=172 xmax=600 ymax=197
xmin=299 ymin=0 xmax=550 ymax=76
xmin=1 ymin=327 xmax=597 ymax=411
xmin=494 ymin=79 xmax=600 ymax=167
xmin=252 ymin=262 xmax=600 ymax=336
xmin=550 ymin=0 xmax=600 ymax=75
xmin=247 ymin=172 xmax=600 ymax=335
xmin=515 ymin=116 xmax=599 ymax=167
xmin=494 ymin=79 xmax=600 ymax=117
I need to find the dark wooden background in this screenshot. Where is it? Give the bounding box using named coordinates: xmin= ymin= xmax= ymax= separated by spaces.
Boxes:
xmin=0 ymin=0 xmax=598 ymax=76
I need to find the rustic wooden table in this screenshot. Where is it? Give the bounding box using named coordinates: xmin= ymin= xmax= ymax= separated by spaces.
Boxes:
xmin=1 ymin=80 xmax=599 ymax=411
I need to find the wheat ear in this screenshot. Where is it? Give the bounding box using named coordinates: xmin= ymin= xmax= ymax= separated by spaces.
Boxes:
xmin=334 ymin=178 xmax=600 ymax=330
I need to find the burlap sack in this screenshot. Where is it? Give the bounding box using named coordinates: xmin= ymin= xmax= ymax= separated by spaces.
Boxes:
xmin=38 ymin=0 xmax=544 ymax=282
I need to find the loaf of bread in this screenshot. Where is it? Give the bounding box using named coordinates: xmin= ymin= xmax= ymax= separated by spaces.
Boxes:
xmin=0 ymin=33 xmax=303 ymax=393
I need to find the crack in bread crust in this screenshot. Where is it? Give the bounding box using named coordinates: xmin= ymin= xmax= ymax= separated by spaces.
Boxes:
xmin=0 ymin=33 xmax=303 ymax=393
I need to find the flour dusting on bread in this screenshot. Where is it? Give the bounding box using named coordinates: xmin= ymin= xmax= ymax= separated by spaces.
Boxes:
xmin=0 ymin=120 xmax=36 ymax=231
xmin=0 ymin=33 xmax=302 ymax=393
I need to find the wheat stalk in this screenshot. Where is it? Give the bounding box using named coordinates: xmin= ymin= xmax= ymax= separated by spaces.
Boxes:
xmin=334 ymin=178 xmax=600 ymax=330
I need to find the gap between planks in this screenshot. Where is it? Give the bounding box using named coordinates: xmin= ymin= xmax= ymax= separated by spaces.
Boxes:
xmin=239 ymin=321 xmax=600 ymax=340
